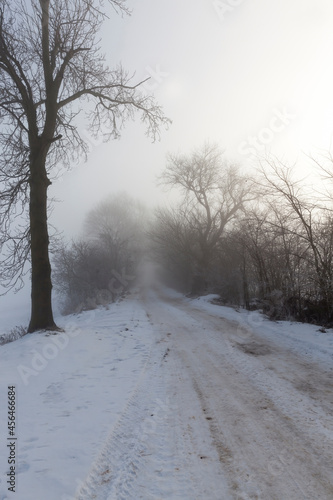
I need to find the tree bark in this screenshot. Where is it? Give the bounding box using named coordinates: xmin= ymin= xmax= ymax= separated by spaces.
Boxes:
xmin=27 ymin=151 xmax=58 ymax=333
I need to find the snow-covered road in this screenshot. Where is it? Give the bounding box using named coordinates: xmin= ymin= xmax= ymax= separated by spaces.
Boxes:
xmin=1 ymin=286 xmax=333 ymax=499
xmin=78 ymin=287 xmax=333 ymax=499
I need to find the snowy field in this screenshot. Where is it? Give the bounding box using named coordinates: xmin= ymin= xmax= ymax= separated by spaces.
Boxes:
xmin=0 ymin=286 xmax=332 ymax=499
xmin=0 ymin=294 xmax=157 ymax=500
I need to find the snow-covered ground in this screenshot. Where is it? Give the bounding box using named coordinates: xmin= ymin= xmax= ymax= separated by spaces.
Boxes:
xmin=0 ymin=294 xmax=157 ymax=500
xmin=192 ymin=293 xmax=333 ymax=366
xmin=0 ymin=286 xmax=333 ymax=499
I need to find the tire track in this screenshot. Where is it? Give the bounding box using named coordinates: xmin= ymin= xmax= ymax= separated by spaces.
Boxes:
xmin=75 ymin=316 xmax=195 ymax=499
xmin=75 ymin=337 xmax=155 ymax=500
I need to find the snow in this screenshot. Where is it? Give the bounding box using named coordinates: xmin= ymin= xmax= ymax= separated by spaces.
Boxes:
xmin=191 ymin=293 xmax=333 ymax=365
xmin=0 ymin=296 xmax=156 ymax=500
xmin=0 ymin=287 xmax=332 ymax=499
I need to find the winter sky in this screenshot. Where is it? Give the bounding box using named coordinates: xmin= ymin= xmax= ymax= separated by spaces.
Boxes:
xmin=49 ymin=0 xmax=333 ymax=238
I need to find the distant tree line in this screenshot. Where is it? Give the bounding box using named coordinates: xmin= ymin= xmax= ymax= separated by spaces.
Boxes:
xmin=150 ymin=144 xmax=333 ymax=326
xmin=54 ymin=143 xmax=333 ymax=327
xmin=53 ymin=194 xmax=149 ymax=314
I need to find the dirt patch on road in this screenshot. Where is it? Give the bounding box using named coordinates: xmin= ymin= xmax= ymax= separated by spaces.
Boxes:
xmin=236 ymin=341 xmax=272 ymax=356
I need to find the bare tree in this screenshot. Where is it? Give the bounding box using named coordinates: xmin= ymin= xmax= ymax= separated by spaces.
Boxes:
xmin=159 ymin=143 xmax=254 ymax=292
xmin=149 ymin=206 xmax=196 ymax=290
xmin=258 ymin=158 xmax=333 ymax=322
xmin=0 ymin=0 xmax=169 ymax=332
xmin=84 ymin=192 xmax=149 ymax=270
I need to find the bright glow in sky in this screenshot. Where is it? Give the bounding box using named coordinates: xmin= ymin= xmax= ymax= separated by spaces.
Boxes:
xmin=46 ymin=0 xmax=333 ymax=237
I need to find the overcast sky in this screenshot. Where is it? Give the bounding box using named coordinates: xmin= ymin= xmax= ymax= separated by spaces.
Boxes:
xmin=2 ymin=0 xmax=333 ymax=315
xmin=48 ymin=0 xmax=333 ymax=239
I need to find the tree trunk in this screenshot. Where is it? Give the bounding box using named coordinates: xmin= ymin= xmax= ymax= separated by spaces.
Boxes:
xmin=27 ymin=153 xmax=58 ymax=333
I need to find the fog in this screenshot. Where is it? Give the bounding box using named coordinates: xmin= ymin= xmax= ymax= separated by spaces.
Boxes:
xmin=48 ymin=0 xmax=333 ymax=237
xmin=2 ymin=0 xmax=333 ymax=324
